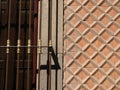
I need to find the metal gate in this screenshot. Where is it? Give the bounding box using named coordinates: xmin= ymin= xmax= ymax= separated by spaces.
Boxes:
xmin=0 ymin=0 xmax=63 ymax=90
xmin=0 ymin=0 xmax=35 ymax=90
xmin=64 ymin=0 xmax=120 ymax=90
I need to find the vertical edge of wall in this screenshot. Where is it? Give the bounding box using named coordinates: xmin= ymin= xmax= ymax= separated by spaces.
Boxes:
xmin=40 ymin=0 xmax=48 ymax=90
xmin=58 ymin=0 xmax=63 ymax=90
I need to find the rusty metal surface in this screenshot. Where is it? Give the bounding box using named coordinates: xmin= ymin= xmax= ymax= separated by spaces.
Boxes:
xmin=64 ymin=0 xmax=120 ymax=90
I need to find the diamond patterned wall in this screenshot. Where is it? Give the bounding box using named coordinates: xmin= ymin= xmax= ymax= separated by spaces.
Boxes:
xmin=63 ymin=0 xmax=120 ymax=90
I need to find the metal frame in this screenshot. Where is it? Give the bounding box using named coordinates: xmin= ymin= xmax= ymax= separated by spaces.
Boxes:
xmin=0 ymin=0 xmax=63 ymax=90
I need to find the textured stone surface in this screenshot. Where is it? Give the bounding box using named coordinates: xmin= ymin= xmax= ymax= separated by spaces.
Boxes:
xmin=64 ymin=0 xmax=120 ymax=90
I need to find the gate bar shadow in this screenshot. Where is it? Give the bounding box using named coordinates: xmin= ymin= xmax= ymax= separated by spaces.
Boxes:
xmin=39 ymin=46 xmax=61 ymax=90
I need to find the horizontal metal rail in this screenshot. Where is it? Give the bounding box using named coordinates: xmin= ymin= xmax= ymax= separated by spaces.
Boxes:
xmin=0 ymin=46 xmax=49 ymax=48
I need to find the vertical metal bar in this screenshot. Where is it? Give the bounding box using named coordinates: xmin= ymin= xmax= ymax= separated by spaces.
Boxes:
xmin=27 ymin=41 xmax=31 ymax=90
xmin=5 ymin=50 xmax=9 ymax=90
xmin=55 ymin=1 xmax=58 ymax=90
xmin=48 ymin=0 xmax=52 ymax=90
xmin=5 ymin=0 xmax=11 ymax=89
xmin=27 ymin=0 xmax=32 ymax=89
xmin=48 ymin=51 xmax=52 ymax=90
xmin=16 ymin=0 xmax=22 ymax=89
xmin=0 ymin=0 xmax=1 ymax=30
xmin=32 ymin=0 xmax=38 ymax=89
xmin=37 ymin=39 xmax=41 ymax=90
xmin=48 ymin=0 xmax=52 ymax=40
xmin=37 ymin=0 xmax=42 ymax=90
xmin=7 ymin=0 xmax=11 ymax=40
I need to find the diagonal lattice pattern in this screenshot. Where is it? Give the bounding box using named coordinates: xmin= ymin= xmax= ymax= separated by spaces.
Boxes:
xmin=64 ymin=0 xmax=120 ymax=90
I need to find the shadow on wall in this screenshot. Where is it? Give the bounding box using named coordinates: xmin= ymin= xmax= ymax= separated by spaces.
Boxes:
xmin=39 ymin=0 xmax=61 ymax=90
